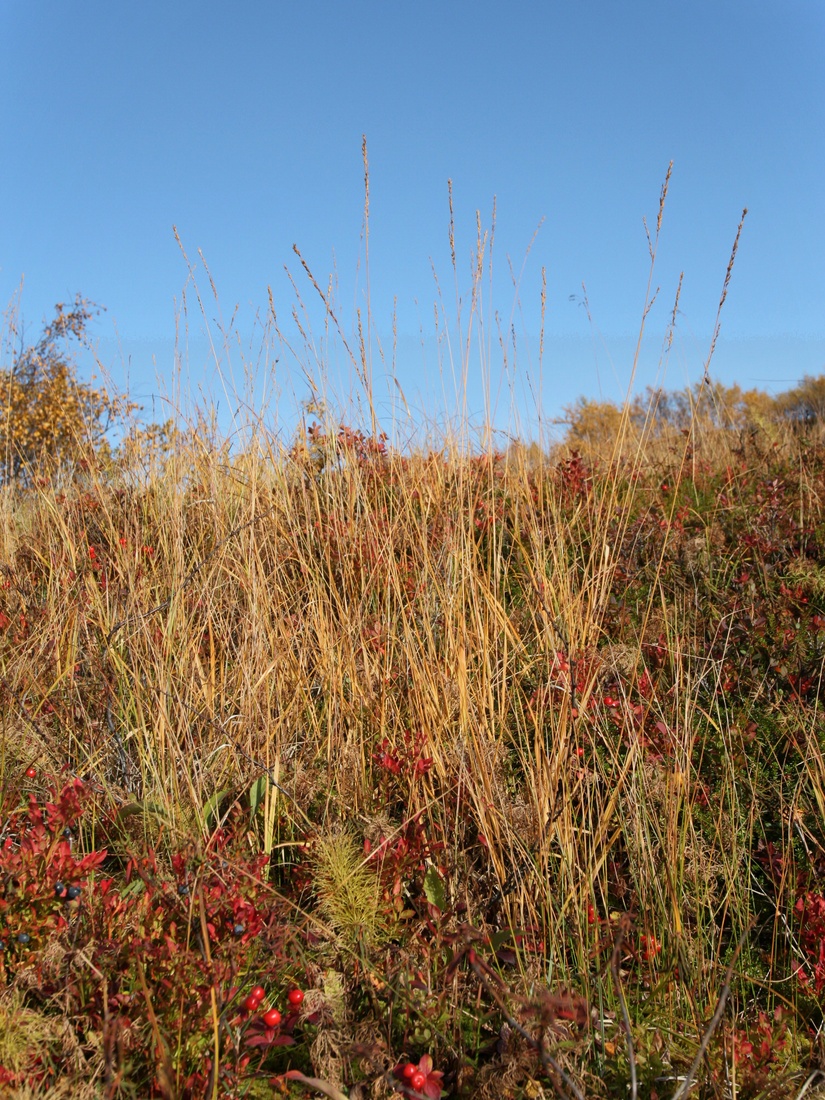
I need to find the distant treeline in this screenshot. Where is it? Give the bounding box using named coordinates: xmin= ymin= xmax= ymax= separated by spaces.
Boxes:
xmin=561 ymin=374 xmax=825 ymax=448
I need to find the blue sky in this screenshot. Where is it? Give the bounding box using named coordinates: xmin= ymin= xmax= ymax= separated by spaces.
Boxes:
xmin=1 ymin=1 xmax=823 ymax=446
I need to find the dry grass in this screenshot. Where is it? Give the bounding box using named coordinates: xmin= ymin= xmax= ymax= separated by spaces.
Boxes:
xmin=1 ymin=163 xmax=823 ymax=1096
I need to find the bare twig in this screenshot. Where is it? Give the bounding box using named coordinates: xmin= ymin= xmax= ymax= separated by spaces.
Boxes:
xmin=795 ymin=1069 xmax=825 ymax=1100
xmin=670 ymin=920 xmax=754 ymax=1100
xmin=467 ymin=951 xmax=585 ymax=1100
xmin=610 ymin=914 xmax=637 ymax=1100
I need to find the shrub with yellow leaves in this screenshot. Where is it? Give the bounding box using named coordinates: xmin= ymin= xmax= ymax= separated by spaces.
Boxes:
xmin=0 ymin=294 xmax=139 ymax=484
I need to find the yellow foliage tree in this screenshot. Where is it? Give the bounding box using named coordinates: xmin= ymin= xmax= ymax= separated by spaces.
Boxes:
xmin=561 ymin=379 xmax=807 ymax=452
xmin=560 ymin=396 xmax=629 ymax=450
xmin=629 ymin=381 xmax=776 ymax=433
xmin=0 ymin=295 xmax=138 ymax=484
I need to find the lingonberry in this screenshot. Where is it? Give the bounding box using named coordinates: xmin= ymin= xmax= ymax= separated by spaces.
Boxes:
xmin=262 ymin=1007 xmax=282 ymax=1028
xmin=287 ymin=988 xmax=304 ymax=1006
xmin=402 ymin=1063 xmax=417 ymax=1079
xmin=243 ymin=986 xmax=265 ymax=1011
xmin=25 ymin=766 xmax=37 ymax=779
xmin=411 ymin=1071 xmax=426 ymax=1090
xmin=640 ymin=934 xmax=662 ymax=960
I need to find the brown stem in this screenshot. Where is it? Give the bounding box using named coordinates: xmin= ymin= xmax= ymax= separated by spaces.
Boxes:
xmin=670 ymin=920 xmax=754 ymax=1100
xmin=467 ymin=952 xmax=585 ymax=1100
xmin=610 ymin=915 xmax=637 ymax=1100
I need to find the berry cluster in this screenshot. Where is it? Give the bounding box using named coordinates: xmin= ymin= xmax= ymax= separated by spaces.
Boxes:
xmin=241 ymin=984 xmax=304 ymax=1030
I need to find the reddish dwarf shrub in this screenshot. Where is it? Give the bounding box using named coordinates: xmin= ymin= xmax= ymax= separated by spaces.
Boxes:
xmin=795 ymin=890 xmax=825 ymax=993
xmin=0 ymin=776 xmax=314 ymax=1095
xmin=0 ymin=778 xmax=107 ymax=961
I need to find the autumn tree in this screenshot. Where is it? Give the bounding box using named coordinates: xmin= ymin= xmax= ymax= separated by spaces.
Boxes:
xmin=773 ymin=374 xmax=825 ymax=428
xmin=561 ymin=379 xmax=799 ymax=451
xmin=0 ymin=295 xmax=138 ymax=484
xmin=629 ymin=380 xmax=775 ymax=433
xmin=560 ymin=396 xmax=630 ymax=450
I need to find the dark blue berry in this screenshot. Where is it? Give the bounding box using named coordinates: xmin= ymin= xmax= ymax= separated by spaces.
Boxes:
xmin=233 ymin=923 xmax=245 ymax=936
xmin=0 ymin=940 xmax=5 ymax=951
xmin=17 ymin=932 xmax=30 ymax=944
xmin=63 ymin=827 xmax=73 ymax=839
xmin=177 ymin=883 xmax=190 ymax=896
xmin=55 ymin=881 xmax=66 ymax=897
xmin=66 ymin=885 xmax=81 ymax=901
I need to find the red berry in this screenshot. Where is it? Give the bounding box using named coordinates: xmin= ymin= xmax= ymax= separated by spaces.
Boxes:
xmin=402 ymin=1063 xmax=417 ymax=1079
xmin=411 ymin=1071 xmax=426 ymax=1090
xmin=287 ymin=988 xmax=304 ymax=1006
xmin=587 ymin=903 xmax=597 ymax=924
xmin=243 ymin=986 xmax=265 ymax=1011
xmin=262 ymin=1007 xmax=282 ymax=1028
xmin=25 ymin=766 xmax=37 ymax=779
xmin=641 ymin=934 xmax=661 ymax=960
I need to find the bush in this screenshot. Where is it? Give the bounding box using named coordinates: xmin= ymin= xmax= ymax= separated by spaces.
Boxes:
xmin=0 ymin=295 xmax=138 ymax=484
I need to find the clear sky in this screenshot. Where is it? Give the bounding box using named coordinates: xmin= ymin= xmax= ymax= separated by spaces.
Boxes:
xmin=1 ymin=1 xmax=823 ymax=446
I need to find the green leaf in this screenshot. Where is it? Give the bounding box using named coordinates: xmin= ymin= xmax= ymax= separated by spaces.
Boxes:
xmin=119 ymin=877 xmax=146 ymax=900
xmin=249 ymin=775 xmax=268 ymax=823
xmin=423 ymin=865 xmax=447 ymax=911
xmin=489 ymin=929 xmax=519 ymax=952
xmin=202 ymin=787 xmax=230 ymax=829
xmin=115 ymin=801 xmax=169 ymax=822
